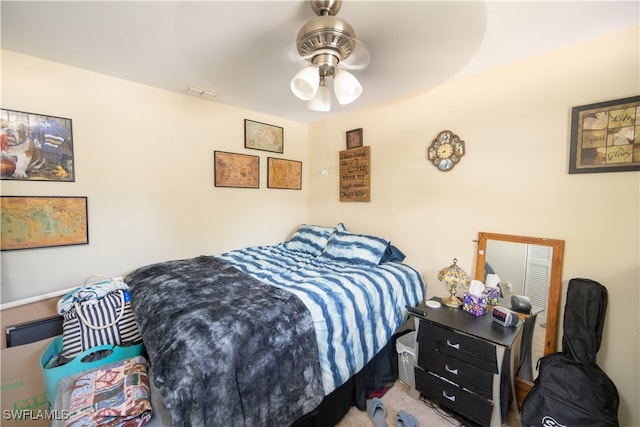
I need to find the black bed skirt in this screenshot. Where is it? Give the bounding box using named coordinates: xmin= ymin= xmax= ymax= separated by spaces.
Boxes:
xmin=292 ymin=329 xmax=408 ymax=427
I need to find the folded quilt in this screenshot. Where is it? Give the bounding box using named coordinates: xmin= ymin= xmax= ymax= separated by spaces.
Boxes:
xmin=64 ymin=356 xmax=152 ymax=427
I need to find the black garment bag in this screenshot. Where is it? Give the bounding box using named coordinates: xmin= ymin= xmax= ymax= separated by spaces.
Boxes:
xmin=521 ymin=278 xmax=619 ymax=427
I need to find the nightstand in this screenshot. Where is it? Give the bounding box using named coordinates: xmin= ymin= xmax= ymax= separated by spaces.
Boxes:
xmin=410 ymin=298 xmax=522 ymax=427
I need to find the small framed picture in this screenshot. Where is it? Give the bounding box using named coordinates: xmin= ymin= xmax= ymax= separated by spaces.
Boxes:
xmin=267 ymin=157 xmax=302 ymax=190
xmin=244 ymin=119 xmax=284 ymax=153
xmin=346 ymin=128 xmax=363 ymax=149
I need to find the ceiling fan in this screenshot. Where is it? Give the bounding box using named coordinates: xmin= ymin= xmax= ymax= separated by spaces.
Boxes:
xmin=290 ymin=0 xmax=369 ymax=112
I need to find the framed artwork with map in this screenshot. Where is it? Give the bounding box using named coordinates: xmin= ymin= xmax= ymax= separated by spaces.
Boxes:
xmin=267 ymin=157 xmax=302 ymax=190
xmin=244 ymin=119 xmax=284 ymax=153
xmin=569 ymin=96 xmax=640 ymax=174
xmin=1 ymin=196 xmax=88 ymax=250
xmin=214 ymin=151 xmax=259 ymax=188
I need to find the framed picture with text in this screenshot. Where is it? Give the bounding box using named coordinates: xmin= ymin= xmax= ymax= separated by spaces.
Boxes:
xmin=339 ymin=146 xmax=370 ymax=202
xmin=569 ymin=96 xmax=640 ymax=174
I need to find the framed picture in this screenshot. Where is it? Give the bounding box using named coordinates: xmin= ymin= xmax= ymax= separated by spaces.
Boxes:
xmin=1 ymin=196 xmax=88 ymax=251
xmin=214 ymin=151 xmax=259 ymax=188
xmin=569 ymin=95 xmax=640 ymax=174
xmin=244 ymin=119 xmax=284 ymax=153
xmin=1 ymin=108 xmax=75 ymax=181
xmin=346 ymin=128 xmax=363 ymax=149
xmin=267 ymin=157 xmax=302 ymax=190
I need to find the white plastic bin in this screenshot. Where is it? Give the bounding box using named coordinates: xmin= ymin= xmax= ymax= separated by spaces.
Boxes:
xmin=395 ymin=331 xmax=417 ymax=388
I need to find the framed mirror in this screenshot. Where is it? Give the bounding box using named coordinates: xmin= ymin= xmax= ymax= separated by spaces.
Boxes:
xmin=474 ymin=232 xmax=564 ymax=408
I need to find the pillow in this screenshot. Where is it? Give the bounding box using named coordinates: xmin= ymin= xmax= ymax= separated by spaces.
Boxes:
xmin=284 ymin=224 xmax=335 ymax=256
xmin=320 ymin=230 xmax=389 ymax=266
xmin=380 ymin=244 xmax=406 ymax=263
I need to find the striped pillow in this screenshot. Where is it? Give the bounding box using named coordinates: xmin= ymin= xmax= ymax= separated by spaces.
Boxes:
xmin=284 ymin=224 xmax=335 ymax=255
xmin=320 ymin=230 xmax=389 ymax=265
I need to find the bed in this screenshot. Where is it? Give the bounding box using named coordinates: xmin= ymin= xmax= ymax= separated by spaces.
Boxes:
xmin=124 ymin=224 xmax=425 ymax=426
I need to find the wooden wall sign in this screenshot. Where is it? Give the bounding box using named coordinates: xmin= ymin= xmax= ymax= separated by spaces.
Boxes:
xmin=339 ymin=146 xmax=370 ymax=202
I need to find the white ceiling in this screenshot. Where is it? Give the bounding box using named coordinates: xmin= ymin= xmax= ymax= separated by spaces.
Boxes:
xmin=2 ymin=1 xmax=638 ymax=124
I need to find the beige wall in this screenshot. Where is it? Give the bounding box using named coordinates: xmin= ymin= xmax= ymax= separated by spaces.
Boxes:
xmin=1 ymin=50 xmax=310 ymax=303
xmin=1 ymin=25 xmax=638 ymax=425
xmin=307 ymin=27 xmax=639 ymax=425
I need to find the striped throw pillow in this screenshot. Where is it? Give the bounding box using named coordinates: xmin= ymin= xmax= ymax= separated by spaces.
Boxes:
xmin=284 ymin=224 xmax=336 ymax=255
xmin=320 ymin=230 xmax=389 ymax=265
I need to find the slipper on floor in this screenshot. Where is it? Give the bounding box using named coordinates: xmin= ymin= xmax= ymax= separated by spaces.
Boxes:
xmin=366 ymin=397 xmax=389 ymax=427
xmin=396 ymin=410 xmax=418 ymax=427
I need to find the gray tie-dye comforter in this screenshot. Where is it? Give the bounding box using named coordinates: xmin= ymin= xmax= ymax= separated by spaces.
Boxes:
xmin=125 ymin=256 xmax=324 ymax=427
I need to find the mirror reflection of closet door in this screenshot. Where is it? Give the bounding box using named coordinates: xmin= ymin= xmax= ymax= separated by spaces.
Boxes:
xmin=475 ymin=232 xmax=564 ymax=410
xmin=524 ymin=244 xmax=553 ymax=313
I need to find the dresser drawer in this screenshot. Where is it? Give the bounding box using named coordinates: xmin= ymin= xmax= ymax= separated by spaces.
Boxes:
xmin=415 ymin=366 xmax=493 ymax=426
xmin=418 ymin=320 xmax=497 ymax=373
xmin=418 ymin=345 xmax=494 ymax=400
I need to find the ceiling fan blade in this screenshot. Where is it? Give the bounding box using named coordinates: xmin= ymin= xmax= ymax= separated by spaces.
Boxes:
xmin=340 ymin=38 xmax=370 ymax=71
xmin=288 ymin=45 xmax=310 ymax=68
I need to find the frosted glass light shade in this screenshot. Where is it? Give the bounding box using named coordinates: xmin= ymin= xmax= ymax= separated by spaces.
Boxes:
xmin=333 ymin=69 xmax=362 ymax=105
xmin=308 ymin=78 xmax=331 ymax=112
xmin=290 ymin=66 xmax=320 ymax=101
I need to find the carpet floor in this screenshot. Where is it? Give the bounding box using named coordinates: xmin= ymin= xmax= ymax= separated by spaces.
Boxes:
xmin=336 ymin=381 xmax=523 ymax=427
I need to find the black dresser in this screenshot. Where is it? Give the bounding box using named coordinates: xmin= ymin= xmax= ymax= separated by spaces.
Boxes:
xmin=411 ymin=299 xmax=522 ymax=427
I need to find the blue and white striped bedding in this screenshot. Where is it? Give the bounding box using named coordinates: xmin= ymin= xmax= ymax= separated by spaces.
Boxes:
xmin=218 ymin=243 xmax=426 ymax=395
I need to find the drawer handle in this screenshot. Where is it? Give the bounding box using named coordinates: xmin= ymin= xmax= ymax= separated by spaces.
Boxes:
xmin=445 ymin=364 xmax=458 ymax=375
xmin=446 ymin=339 xmax=460 ymax=350
xmin=442 ymin=391 xmax=456 ymax=402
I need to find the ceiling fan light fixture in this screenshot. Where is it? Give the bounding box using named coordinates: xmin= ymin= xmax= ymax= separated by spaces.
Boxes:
xmin=290 ymin=0 xmax=366 ymax=111
xmin=290 ymin=65 xmax=320 ymax=101
xmin=296 ymin=15 xmax=355 ymax=63
xmin=308 ymin=77 xmax=331 ymax=112
xmin=333 ymin=68 xmax=362 ymax=105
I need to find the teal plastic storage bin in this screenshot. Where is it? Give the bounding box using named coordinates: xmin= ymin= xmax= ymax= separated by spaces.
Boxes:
xmin=40 ymin=336 xmax=143 ymax=408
